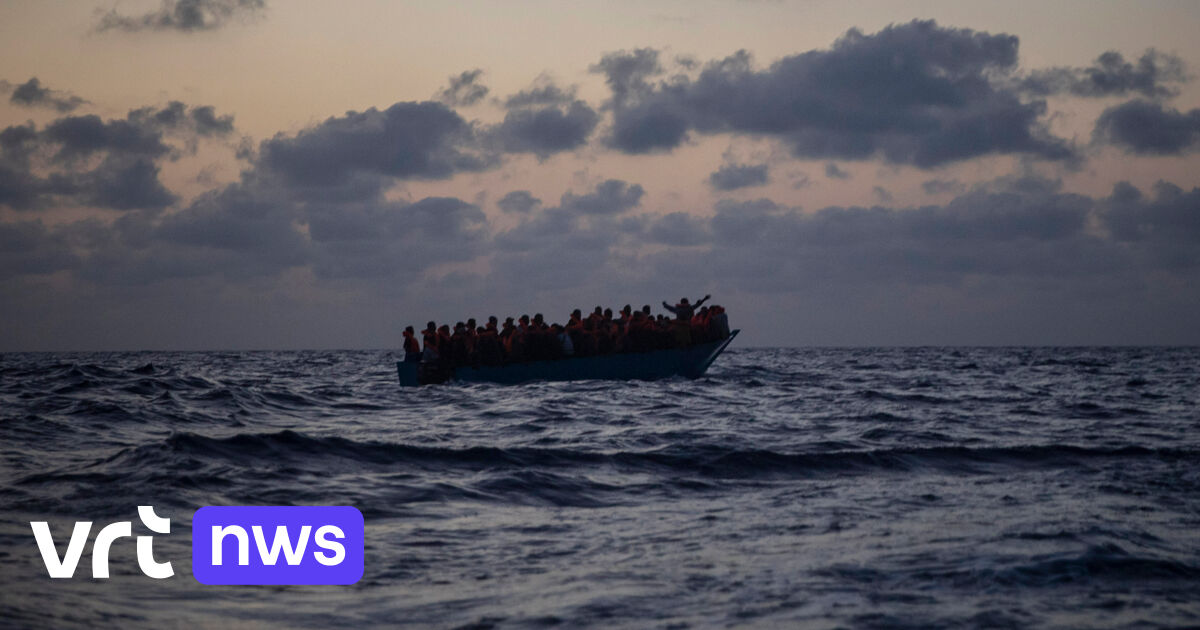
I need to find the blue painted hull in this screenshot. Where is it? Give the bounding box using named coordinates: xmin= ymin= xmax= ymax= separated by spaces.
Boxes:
xmin=397 ymin=330 xmax=739 ymax=386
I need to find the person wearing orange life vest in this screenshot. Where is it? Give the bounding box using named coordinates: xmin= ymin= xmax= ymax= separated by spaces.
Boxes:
xmin=422 ymin=322 xmax=440 ymax=362
xmin=499 ymin=317 xmax=516 ymax=358
xmin=626 ymin=310 xmax=651 ymax=352
xmin=465 ymin=318 xmax=478 ymax=359
xmin=449 ymin=322 xmax=470 ymax=367
xmin=436 ymin=324 xmax=453 ymax=365
xmin=402 ymin=326 xmax=421 ymax=363
xmin=477 ymin=321 xmax=503 ymax=366
xmin=530 ymin=313 xmax=550 ymax=360
xmin=509 ymin=315 xmax=530 ymax=362
xmin=708 ymin=304 xmax=730 ymax=339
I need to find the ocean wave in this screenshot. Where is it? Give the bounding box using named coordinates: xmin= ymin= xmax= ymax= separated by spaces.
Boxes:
xmin=3 ymin=347 xmax=1200 ymax=628
xmin=39 ymin=430 xmax=1200 ymax=484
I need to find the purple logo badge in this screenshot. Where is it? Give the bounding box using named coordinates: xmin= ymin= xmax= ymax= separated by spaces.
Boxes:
xmin=192 ymin=506 xmax=363 ymax=585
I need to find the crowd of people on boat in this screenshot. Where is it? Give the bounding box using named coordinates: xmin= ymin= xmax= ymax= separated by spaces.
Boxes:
xmin=401 ymin=296 xmax=730 ymax=368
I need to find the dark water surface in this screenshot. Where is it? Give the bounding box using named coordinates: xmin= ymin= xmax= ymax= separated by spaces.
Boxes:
xmin=1 ymin=347 xmax=1198 ymax=628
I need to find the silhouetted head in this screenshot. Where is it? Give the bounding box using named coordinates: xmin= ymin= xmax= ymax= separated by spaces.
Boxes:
xmin=680 ymin=297 xmax=689 ymax=305
xmin=571 ymin=309 xmax=582 ymax=319
xmin=467 ymin=318 xmax=476 ymax=327
xmin=641 ymin=305 xmax=651 ymax=314
xmin=404 ymin=325 xmax=414 ymax=334
xmin=488 ymin=316 xmax=498 ymax=325
xmin=426 ymin=321 xmax=436 ymax=331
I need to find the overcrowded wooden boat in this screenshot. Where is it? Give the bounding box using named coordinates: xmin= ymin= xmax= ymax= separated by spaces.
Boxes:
xmin=397 ymin=329 xmax=739 ymax=386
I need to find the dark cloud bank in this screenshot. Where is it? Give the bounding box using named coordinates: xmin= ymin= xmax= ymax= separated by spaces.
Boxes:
xmin=5 ymin=149 xmax=1197 ymax=347
xmin=591 ymin=20 xmax=1080 ymax=167
xmin=0 ymin=101 xmax=234 ymax=212
xmin=2 ymin=19 xmax=1199 ymax=349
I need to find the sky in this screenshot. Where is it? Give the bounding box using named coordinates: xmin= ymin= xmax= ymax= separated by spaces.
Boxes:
xmin=1 ymin=0 xmax=1199 ymax=351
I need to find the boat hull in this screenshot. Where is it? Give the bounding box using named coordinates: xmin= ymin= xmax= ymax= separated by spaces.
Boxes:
xmin=397 ymin=330 xmax=739 ymax=386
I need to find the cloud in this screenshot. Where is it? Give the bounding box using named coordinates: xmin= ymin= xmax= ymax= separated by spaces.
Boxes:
xmin=6 ymin=88 xmax=521 ymax=286
xmin=0 ymin=220 xmax=80 ymax=279
xmin=560 ymin=179 xmax=644 ymax=215
xmin=6 ymin=166 xmax=1200 ymax=347
xmin=155 ymin=182 xmax=305 ymax=264
xmin=75 ymin=156 xmax=178 ymax=210
xmin=645 ymin=211 xmax=709 ymax=246
xmin=486 ymin=179 xmax=652 ymax=293
xmin=304 ymin=197 xmax=489 ymax=279
xmin=437 ymin=69 xmax=489 ymax=107
xmin=7 ymin=77 xmax=87 ymax=112
xmin=128 ymin=101 xmax=236 ymax=137
xmin=825 ymin=162 xmax=850 ymax=179
xmin=589 ymin=48 xmax=690 ymax=154
xmin=0 ymin=101 xmax=234 ymax=212
xmin=95 ymin=0 xmax=266 ymax=33
xmin=593 ymin=21 xmax=1076 ymax=167
xmin=41 ymin=114 xmax=170 ymax=164
xmin=1093 ymin=100 xmax=1200 ymax=155
xmin=492 ymin=214 xmax=629 ymax=292
xmin=694 ymin=186 xmax=1108 ymax=293
xmin=708 ymin=162 xmax=769 ymax=190
xmin=1020 ymin=49 xmax=1188 ymax=99
xmin=606 ymin=99 xmax=691 ymax=154
xmin=590 ymin=48 xmax=663 ymax=105
xmin=82 ymin=96 xmax=505 ymax=282
xmin=497 ymin=190 xmax=541 ymax=214
xmin=5 ymin=32 xmax=1200 ymax=348
xmin=257 ymin=101 xmax=494 ymax=199
xmin=504 ymin=78 xmax=577 ymax=108
xmin=1102 ymin=181 xmax=1200 ymax=268
xmin=78 ymin=176 xmax=491 ymax=287
xmin=491 ymin=100 xmax=599 ymax=158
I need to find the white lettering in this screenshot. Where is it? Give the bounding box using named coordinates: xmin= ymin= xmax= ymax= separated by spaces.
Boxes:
xmin=313 ymin=525 xmax=346 ymax=566
xmin=30 ymin=521 xmax=91 ymax=579
xmin=212 ymin=525 xmax=249 ymax=566
xmin=252 ymin=525 xmax=310 ymax=566
xmin=91 ymin=521 xmax=132 ymax=578
xmin=136 ymin=506 xmax=173 ymax=578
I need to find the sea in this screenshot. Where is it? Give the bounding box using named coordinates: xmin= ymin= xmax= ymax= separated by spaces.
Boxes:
xmin=0 ymin=346 xmax=1198 ymax=629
